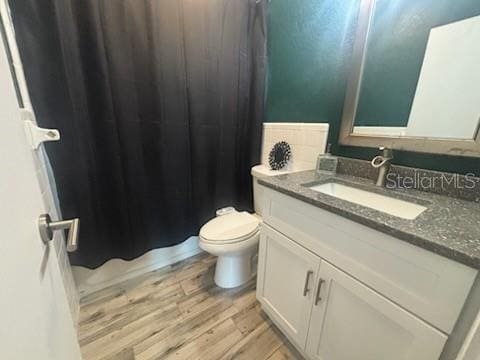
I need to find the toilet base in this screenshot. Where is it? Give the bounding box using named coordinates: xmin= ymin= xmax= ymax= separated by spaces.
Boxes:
xmin=214 ymin=254 xmax=252 ymax=288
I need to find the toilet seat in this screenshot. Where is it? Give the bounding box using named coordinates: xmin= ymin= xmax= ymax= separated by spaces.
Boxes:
xmin=199 ymin=211 xmax=260 ymax=245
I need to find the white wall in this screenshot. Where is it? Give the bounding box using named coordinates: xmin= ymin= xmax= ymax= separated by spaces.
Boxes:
xmin=261 ymin=123 xmax=329 ymax=171
xmin=407 ymin=15 xmax=480 ymax=139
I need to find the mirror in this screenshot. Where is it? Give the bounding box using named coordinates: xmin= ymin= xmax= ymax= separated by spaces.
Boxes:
xmin=339 ymin=0 xmax=480 ymax=156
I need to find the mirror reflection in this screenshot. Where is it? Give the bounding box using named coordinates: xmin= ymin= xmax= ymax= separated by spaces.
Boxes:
xmin=352 ymin=1 xmax=480 ymax=140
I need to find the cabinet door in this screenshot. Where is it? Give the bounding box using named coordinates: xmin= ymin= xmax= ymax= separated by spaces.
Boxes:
xmin=306 ymin=261 xmax=448 ymax=360
xmin=257 ymin=225 xmax=320 ymax=349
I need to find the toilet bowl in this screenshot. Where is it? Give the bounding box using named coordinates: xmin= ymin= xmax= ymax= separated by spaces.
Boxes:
xmin=199 ymin=210 xmax=260 ymax=288
xmin=199 ymin=165 xmax=291 ymax=288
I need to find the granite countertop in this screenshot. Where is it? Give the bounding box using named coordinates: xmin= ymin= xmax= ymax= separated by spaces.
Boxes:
xmin=259 ymin=170 xmax=480 ymax=269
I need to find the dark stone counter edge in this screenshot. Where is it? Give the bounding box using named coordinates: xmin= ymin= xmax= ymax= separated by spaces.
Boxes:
xmin=259 ymin=179 xmax=480 ymax=270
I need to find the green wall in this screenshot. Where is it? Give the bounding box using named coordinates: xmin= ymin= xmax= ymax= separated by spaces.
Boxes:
xmin=265 ymin=0 xmax=480 ymax=175
xmin=266 ymin=0 xmax=359 ymax=124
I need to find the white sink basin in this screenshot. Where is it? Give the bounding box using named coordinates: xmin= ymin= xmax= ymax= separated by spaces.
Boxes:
xmin=308 ymin=182 xmax=427 ymax=220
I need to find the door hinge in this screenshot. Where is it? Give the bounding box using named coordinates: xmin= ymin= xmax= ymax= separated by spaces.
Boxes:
xmin=20 ymin=109 xmax=60 ymax=150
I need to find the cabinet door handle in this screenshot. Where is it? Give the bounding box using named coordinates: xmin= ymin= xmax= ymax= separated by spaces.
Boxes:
xmin=303 ymin=270 xmax=314 ymax=296
xmin=315 ymin=279 xmax=325 ymax=305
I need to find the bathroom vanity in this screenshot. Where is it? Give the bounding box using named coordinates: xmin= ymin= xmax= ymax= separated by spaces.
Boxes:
xmin=255 ymin=166 xmax=480 ymax=360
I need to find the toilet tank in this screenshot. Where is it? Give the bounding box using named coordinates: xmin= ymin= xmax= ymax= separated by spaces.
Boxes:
xmin=251 ymin=165 xmax=290 ymax=216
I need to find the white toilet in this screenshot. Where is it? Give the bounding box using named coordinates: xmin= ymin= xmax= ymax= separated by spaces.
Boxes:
xmin=199 ymin=165 xmax=290 ymax=288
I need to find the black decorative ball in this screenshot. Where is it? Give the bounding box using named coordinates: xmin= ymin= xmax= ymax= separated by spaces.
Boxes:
xmin=268 ymin=141 xmax=292 ymax=170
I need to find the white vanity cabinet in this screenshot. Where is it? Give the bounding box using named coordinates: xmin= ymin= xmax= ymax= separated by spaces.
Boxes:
xmin=256 ymin=187 xmax=478 ymax=360
xmin=256 ymin=226 xmax=320 ymax=348
xmin=306 ymin=258 xmax=446 ymax=360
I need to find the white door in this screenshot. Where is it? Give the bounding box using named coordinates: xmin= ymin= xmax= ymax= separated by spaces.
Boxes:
xmin=256 ymin=224 xmax=319 ymax=349
xmin=0 ymin=29 xmax=81 ymax=359
xmin=306 ymin=261 xmax=448 ymax=360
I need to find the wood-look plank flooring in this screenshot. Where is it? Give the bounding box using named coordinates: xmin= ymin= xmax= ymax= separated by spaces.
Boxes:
xmin=78 ymin=253 xmax=303 ymax=360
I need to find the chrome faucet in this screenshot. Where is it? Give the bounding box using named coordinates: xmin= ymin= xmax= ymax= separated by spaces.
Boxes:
xmin=371 ymin=147 xmax=393 ymax=187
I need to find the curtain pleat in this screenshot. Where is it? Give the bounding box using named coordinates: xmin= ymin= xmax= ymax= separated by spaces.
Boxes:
xmin=9 ymin=0 xmax=266 ymax=268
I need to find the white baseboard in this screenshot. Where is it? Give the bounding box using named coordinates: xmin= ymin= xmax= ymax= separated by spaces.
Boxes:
xmin=72 ymin=236 xmax=203 ymax=298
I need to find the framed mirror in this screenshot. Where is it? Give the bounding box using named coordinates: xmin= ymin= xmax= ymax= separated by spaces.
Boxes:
xmin=339 ymin=0 xmax=480 ymax=157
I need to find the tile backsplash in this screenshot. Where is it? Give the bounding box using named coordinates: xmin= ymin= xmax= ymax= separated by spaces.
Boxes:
xmin=261 ymin=123 xmax=329 ymax=171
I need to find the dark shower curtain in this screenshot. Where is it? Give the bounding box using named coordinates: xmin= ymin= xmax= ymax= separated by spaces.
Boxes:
xmin=9 ymin=0 xmax=266 ymax=268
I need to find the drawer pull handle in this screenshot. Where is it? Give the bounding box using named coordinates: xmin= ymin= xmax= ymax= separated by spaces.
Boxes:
xmin=303 ymin=270 xmax=314 ymax=296
xmin=315 ymin=279 xmax=326 ymax=305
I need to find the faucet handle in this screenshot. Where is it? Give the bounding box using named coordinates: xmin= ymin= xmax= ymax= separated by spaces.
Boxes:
xmin=379 ymin=146 xmax=393 ymax=159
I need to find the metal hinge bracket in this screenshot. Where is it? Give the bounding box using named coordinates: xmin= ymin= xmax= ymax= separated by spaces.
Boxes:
xmin=21 ymin=109 xmax=60 ymax=150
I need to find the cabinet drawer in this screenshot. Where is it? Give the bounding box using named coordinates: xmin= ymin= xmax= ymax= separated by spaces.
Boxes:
xmin=262 ymin=187 xmax=477 ymax=334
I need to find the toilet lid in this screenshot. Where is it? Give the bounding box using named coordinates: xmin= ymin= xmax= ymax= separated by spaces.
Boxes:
xmin=200 ymin=211 xmax=260 ymax=243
